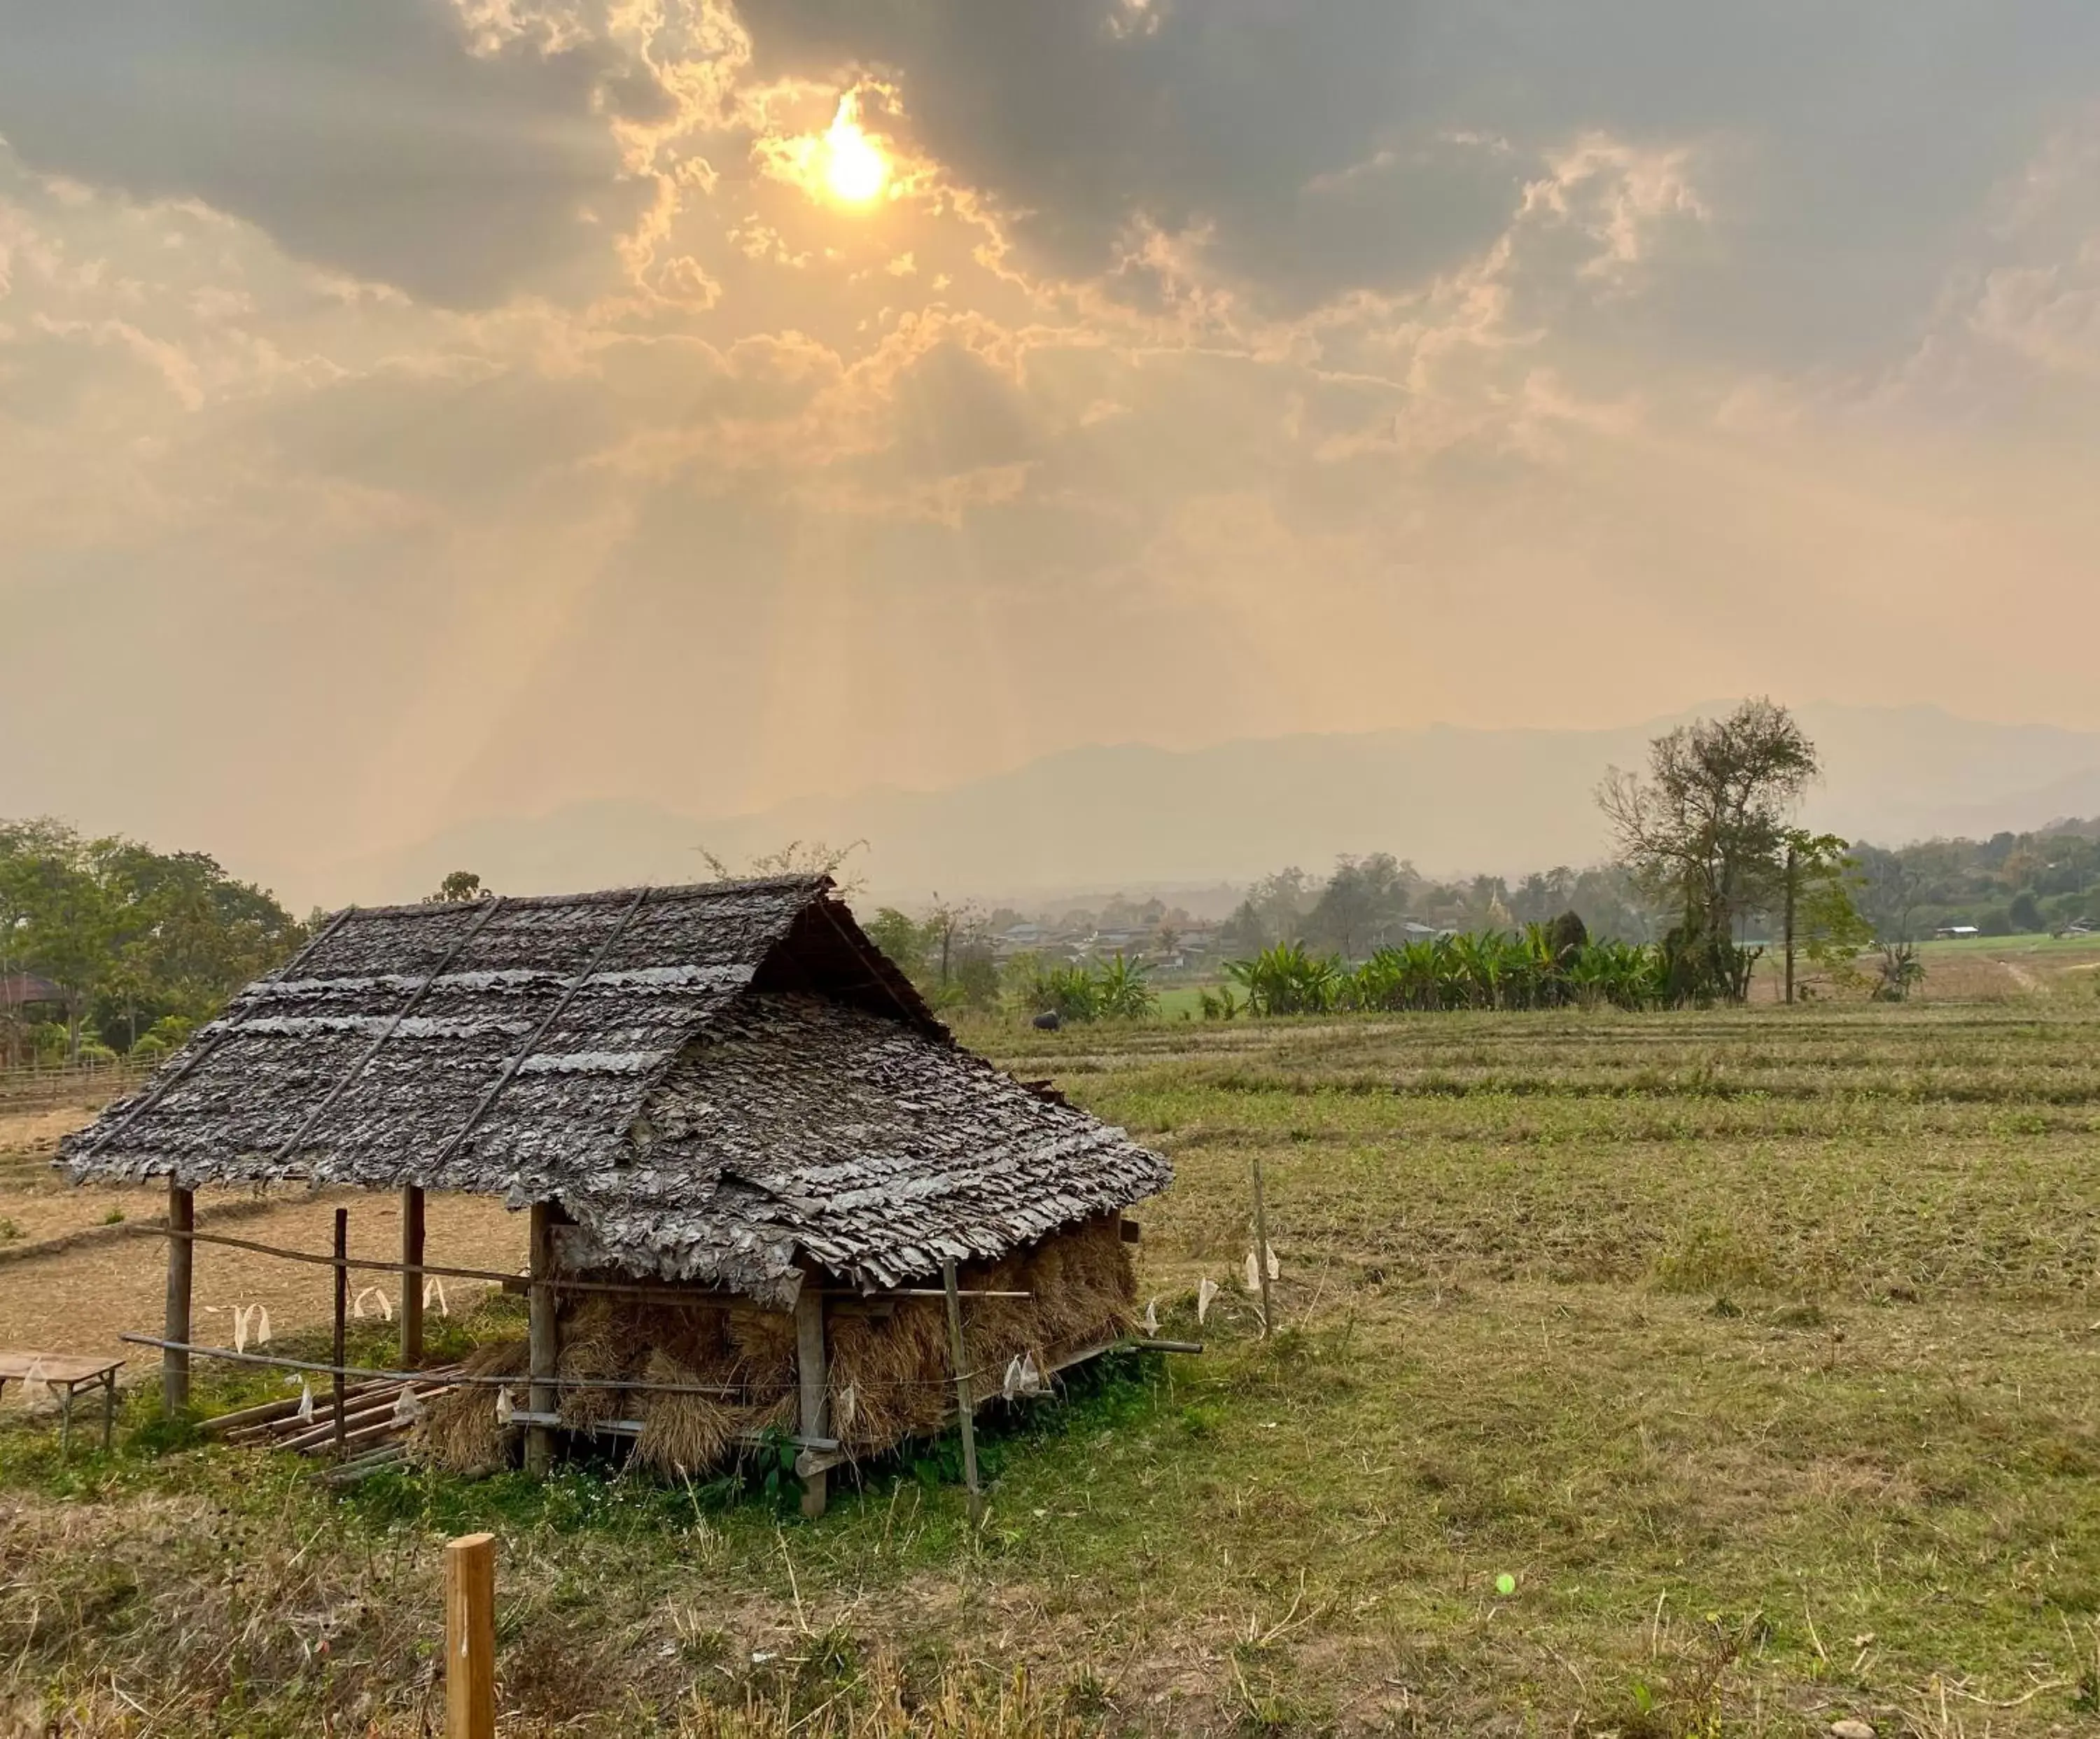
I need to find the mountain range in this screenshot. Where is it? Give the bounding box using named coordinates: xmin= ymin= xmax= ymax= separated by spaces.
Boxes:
xmin=337 ymin=704 xmax=2100 ymax=910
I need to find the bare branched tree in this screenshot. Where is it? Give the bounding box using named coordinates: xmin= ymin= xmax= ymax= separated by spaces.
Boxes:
xmin=1597 ymin=699 xmax=1819 ymax=1000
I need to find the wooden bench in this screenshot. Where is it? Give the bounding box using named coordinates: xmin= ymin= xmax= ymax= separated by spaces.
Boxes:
xmin=0 ymin=1354 xmax=124 ymax=1455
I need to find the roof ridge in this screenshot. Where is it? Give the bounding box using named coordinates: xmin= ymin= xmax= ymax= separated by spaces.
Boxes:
xmin=341 ymin=874 xmax=832 ymax=923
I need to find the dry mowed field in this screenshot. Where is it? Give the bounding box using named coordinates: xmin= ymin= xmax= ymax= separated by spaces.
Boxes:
xmin=2 ymin=998 xmax=2099 ymax=1736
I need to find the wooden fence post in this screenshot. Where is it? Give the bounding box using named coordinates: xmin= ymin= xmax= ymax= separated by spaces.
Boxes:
xmin=332 ymin=1207 xmax=349 ymax=1461
xmin=794 ymin=1278 xmax=830 ymax=1519
xmin=163 ymin=1178 xmax=193 ymax=1417
xmin=525 ymin=1201 xmax=556 ymax=1477
xmin=1250 ymin=1157 xmax=1275 ymax=1338
xmin=444 ymin=1532 xmax=497 ymax=1739
xmin=940 ymin=1260 xmax=983 ymax=1523
xmin=400 ymin=1185 xmax=426 ymax=1367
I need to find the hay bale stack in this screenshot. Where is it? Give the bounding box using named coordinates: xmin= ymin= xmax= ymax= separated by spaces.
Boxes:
xmin=411 ymin=1213 xmax=1139 ymax=1476
xmin=825 ymin=1301 xmax=953 ymax=1453
xmin=828 ymin=1213 xmax=1138 ymax=1437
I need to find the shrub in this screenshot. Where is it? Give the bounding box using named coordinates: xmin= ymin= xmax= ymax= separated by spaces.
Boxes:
xmin=1036 ymin=965 xmax=1099 ymax=1023
xmin=1229 ymin=931 xmax=1666 ymax=1016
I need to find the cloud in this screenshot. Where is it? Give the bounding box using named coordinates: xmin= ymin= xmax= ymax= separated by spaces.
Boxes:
xmin=8 ymin=1 xmax=2100 ymax=907
xmin=0 ymin=0 xmax=655 ymax=306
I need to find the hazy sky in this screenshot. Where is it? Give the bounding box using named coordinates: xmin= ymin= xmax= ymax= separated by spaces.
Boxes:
xmin=6 ymin=2 xmax=2100 ymax=898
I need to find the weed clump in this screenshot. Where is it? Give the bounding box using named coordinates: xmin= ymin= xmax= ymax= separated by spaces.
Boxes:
xmin=1648 ymin=1221 xmax=1774 ymax=1294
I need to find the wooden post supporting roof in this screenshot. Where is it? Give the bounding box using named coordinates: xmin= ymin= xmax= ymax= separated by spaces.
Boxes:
xmin=400 ymin=1185 xmax=426 ymax=1367
xmin=794 ymin=1277 xmax=830 ymax=1518
xmin=162 ymin=1179 xmax=193 ymax=1418
xmin=941 ymin=1260 xmax=983 ymax=1523
xmin=525 ymin=1201 xmax=557 ymax=1478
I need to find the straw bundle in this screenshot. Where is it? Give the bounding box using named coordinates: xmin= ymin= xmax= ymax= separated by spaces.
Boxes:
xmin=415 ymin=1338 xmax=530 ymax=1475
xmin=630 ymin=1349 xmax=737 ymax=1476
xmin=825 ymin=1301 xmax=953 ymax=1452
xmin=554 ymin=1299 xmax=626 ymax=1433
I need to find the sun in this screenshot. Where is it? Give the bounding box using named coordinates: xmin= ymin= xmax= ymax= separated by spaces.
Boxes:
xmin=821 ymin=96 xmax=890 ymax=204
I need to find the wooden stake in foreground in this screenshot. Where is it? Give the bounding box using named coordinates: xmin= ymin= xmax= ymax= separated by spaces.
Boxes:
xmin=1250 ymin=1157 xmax=1275 ymax=1337
xmin=940 ymin=1260 xmax=983 ymax=1522
xmin=331 ymin=1206 xmax=349 ymax=1460
xmin=444 ymin=1532 xmax=497 ymax=1739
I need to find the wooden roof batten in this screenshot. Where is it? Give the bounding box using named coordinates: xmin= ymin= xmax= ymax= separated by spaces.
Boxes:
xmin=268 ymin=894 xmax=512 ymax=1168
xmin=427 ymin=885 xmax=650 ymax=1178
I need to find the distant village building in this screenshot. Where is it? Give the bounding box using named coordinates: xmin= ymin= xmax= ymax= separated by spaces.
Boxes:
xmin=1934 ymin=924 xmax=1981 ymax=940
xmin=0 ymin=972 xmax=66 ymax=1008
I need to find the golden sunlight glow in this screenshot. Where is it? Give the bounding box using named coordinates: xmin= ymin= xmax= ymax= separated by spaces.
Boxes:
xmin=822 ymin=97 xmax=889 ymax=204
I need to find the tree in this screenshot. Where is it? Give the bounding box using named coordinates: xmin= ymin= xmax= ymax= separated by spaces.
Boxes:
xmin=922 ymin=894 xmax=983 ymax=993
xmin=426 ymin=870 xmax=490 ymax=904
xmin=4 ymin=824 xmax=117 ymax=1061
xmin=1303 ymin=853 xmax=1415 ymax=959
xmin=2009 ymin=889 xmax=2045 ymax=933
xmin=1779 ymin=834 xmax=1876 ymax=1000
xmin=1597 ymin=699 xmax=1819 ymax=1003
xmin=2 ymin=819 xmax=304 ymax=1060
xmin=1511 ymin=867 xmax=1578 ymax=925
xmin=1544 ymin=909 xmax=1589 ymax=964
xmin=1774 ymin=830 xmax=1868 ymax=1004
xmin=1854 ymin=848 xmax=1923 ymax=946
xmin=1219 ymin=868 xmax=1314 ymax=955
xmin=89 ymin=841 xmax=303 ymax=1047
xmin=862 ymin=907 xmax=928 ymax=979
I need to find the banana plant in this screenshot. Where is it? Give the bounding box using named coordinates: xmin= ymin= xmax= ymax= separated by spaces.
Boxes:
xmin=1093 ymin=952 xmax=1157 ymax=1019
xmin=1226 ymin=942 xmax=1341 ymax=1015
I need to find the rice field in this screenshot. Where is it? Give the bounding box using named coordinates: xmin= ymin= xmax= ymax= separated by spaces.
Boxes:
xmin=2 ymin=997 xmax=2099 ymax=1735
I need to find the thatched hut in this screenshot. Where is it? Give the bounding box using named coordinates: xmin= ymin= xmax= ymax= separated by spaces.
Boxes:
xmin=59 ymin=877 xmax=1171 ymax=1509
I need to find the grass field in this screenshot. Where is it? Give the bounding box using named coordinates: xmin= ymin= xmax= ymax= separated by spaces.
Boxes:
xmin=3 ymin=998 xmax=2099 ymax=1735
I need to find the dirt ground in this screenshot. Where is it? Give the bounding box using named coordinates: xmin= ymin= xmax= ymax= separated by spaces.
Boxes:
xmin=0 ymin=1101 xmax=526 ymax=1392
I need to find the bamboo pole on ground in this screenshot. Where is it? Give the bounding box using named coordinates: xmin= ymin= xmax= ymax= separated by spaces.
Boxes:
xmin=794 ymin=1279 xmax=830 ymax=1519
xmin=162 ymin=1178 xmax=193 ymax=1417
xmin=525 ymin=1201 xmax=556 ymax=1478
xmin=1250 ymin=1157 xmax=1275 ymax=1338
xmin=940 ymin=1260 xmax=983 ymax=1523
xmin=400 ymin=1185 xmax=426 ymax=1367
xmin=443 ymin=1532 xmax=497 ymax=1739
xmin=331 ymin=1208 xmax=349 ymax=1461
